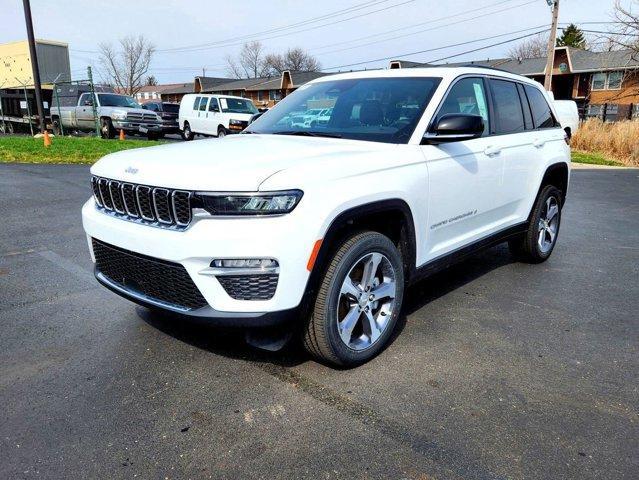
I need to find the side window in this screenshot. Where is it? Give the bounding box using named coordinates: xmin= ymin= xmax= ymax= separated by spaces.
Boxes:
xmin=436 ymin=77 xmax=489 ymax=135
xmin=208 ymin=98 xmax=219 ymax=112
xmin=489 ymin=79 xmax=525 ymax=134
xmin=193 ymin=96 xmax=201 ymax=110
xmin=79 ymin=93 xmax=92 ymax=106
xmin=516 ymin=83 xmax=533 ymax=130
xmin=524 ymin=85 xmax=556 ymax=129
xmin=198 ymin=97 xmax=209 ymax=111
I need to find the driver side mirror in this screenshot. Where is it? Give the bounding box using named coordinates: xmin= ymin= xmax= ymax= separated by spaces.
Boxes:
xmin=423 ymin=113 xmax=484 ymax=144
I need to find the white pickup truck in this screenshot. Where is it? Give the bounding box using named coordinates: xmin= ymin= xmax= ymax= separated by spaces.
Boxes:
xmin=51 ymin=92 xmax=163 ymax=139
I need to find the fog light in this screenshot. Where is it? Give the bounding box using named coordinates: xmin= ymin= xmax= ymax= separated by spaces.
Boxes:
xmin=211 ymin=258 xmax=278 ymax=269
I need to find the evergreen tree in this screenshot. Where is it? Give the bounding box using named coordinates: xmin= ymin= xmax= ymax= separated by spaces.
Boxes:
xmin=557 ymin=24 xmax=587 ymax=49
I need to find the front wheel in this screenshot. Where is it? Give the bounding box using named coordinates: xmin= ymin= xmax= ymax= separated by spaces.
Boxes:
xmin=52 ymin=118 xmax=62 ymax=136
xmin=182 ymin=122 xmax=194 ymax=141
xmin=509 ymin=185 xmax=563 ymax=263
xmin=217 ymin=126 xmax=227 ymax=138
xmin=303 ymin=232 xmax=404 ymax=367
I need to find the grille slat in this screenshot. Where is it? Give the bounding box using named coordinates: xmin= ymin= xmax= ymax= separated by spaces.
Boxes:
xmin=153 ymin=188 xmax=173 ymax=224
xmin=93 ymin=239 xmax=207 ymax=310
xmin=121 ymin=183 xmax=139 ymax=217
xmin=90 ymin=176 xmax=192 ymax=229
xmin=98 ymin=178 xmax=113 ymax=210
xmin=108 ymin=180 xmax=125 ymax=214
xmin=91 ymin=176 xmax=103 ymax=207
xmin=217 ymin=274 xmax=279 ymax=301
xmin=136 ymin=185 xmax=156 ymax=222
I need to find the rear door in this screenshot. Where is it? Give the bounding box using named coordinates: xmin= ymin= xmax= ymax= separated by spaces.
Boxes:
xmin=486 ymin=77 xmax=537 ymax=224
xmin=504 ymin=84 xmax=565 ymax=222
xmin=420 ymin=76 xmax=505 ymax=260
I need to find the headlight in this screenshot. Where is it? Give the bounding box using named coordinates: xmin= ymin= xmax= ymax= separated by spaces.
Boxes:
xmin=229 ymin=119 xmax=244 ymax=126
xmin=111 ymin=111 xmax=127 ymax=120
xmin=195 ymin=190 xmax=303 ymax=216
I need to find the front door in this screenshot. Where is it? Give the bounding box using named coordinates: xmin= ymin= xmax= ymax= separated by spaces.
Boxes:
xmin=419 ymin=76 xmax=505 ymax=261
xmin=76 ymin=93 xmax=95 ymax=129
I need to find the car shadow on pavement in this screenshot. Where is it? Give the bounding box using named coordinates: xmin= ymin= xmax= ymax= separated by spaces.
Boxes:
xmin=138 ymin=244 xmax=515 ymax=367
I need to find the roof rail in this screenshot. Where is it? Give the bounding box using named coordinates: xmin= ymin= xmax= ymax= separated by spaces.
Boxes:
xmin=458 ymin=63 xmax=508 ymax=72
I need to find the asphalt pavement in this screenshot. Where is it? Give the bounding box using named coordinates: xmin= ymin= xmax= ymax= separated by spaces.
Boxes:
xmin=1 ymin=163 xmax=637 ymax=479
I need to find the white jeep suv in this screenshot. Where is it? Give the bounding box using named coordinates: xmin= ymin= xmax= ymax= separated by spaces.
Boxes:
xmin=83 ymin=67 xmax=570 ymax=367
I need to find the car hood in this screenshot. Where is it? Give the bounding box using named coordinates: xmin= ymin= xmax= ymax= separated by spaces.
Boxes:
xmin=91 ymin=134 xmax=397 ymax=191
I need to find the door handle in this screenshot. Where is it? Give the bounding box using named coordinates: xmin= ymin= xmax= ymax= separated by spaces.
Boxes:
xmin=533 ymin=139 xmax=546 ymax=148
xmin=484 ymin=145 xmax=502 ymax=156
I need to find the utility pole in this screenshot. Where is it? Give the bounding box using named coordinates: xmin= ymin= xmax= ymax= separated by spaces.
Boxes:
xmin=22 ymin=0 xmax=45 ymax=133
xmin=543 ymin=0 xmax=560 ymax=92
xmin=87 ymin=66 xmax=101 ymax=136
xmin=202 ymin=67 xmax=206 ymax=78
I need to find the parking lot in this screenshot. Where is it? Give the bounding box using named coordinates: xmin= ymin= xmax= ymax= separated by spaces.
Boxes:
xmin=1 ymin=163 xmax=637 ymax=479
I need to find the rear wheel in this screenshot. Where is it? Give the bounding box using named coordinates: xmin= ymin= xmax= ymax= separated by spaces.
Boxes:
xmin=100 ymin=118 xmax=115 ymax=139
xmin=182 ymin=122 xmax=194 ymax=141
xmin=509 ymin=185 xmax=562 ymax=263
xmin=303 ymin=232 xmax=404 ymax=367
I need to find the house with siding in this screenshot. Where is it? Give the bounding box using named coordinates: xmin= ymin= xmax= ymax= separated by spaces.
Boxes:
xmin=390 ymin=47 xmax=639 ymax=120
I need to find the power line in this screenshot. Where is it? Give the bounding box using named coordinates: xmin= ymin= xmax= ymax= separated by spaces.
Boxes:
xmin=158 ymin=0 xmax=403 ymax=53
xmin=311 ymin=0 xmax=522 ymax=52
xmin=158 ymin=0 xmax=416 ymax=54
xmin=315 ymin=0 xmax=539 ymax=57
xmin=323 ymin=28 xmax=549 ymax=70
xmin=428 ymin=30 xmax=550 ymax=64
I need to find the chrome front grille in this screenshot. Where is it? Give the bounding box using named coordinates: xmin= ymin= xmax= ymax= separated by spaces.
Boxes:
xmin=126 ymin=112 xmax=160 ymax=123
xmin=91 ymin=176 xmax=192 ymax=229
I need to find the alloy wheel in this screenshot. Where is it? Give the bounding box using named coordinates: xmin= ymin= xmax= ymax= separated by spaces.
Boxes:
xmin=336 ymin=252 xmax=397 ymax=351
xmin=538 ymin=196 xmax=559 ymax=253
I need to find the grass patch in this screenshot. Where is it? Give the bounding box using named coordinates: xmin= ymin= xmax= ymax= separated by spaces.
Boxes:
xmin=571 ymin=151 xmax=623 ymax=166
xmin=571 ymin=119 xmax=639 ymax=167
xmin=0 ymin=136 xmax=167 ymax=164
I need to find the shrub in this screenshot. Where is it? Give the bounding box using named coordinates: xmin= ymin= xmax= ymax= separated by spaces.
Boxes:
xmin=571 ymin=118 xmax=639 ymax=167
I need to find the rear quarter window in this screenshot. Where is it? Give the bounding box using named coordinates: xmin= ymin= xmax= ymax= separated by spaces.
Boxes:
xmin=524 ymin=85 xmax=557 ymax=129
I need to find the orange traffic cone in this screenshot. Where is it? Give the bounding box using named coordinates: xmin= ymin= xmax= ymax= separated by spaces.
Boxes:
xmin=43 ymin=130 xmax=52 ymax=147
xmin=119 ymin=129 xmax=125 ymax=141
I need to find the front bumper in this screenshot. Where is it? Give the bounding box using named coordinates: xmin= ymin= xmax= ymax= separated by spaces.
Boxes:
xmin=112 ymin=120 xmax=163 ymax=133
xmin=95 ymin=269 xmax=298 ymax=327
xmin=82 ymin=199 xmax=317 ymax=324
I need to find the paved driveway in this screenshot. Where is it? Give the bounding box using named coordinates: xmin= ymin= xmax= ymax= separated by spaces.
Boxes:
xmin=1 ymin=164 xmax=637 ymax=479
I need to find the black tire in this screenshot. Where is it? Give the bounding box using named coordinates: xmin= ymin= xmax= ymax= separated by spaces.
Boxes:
xmin=100 ymin=118 xmax=115 ymax=139
xmin=217 ymin=126 xmax=227 ymax=138
xmin=303 ymin=232 xmax=404 ymax=367
xmin=182 ymin=122 xmax=194 ymax=141
xmin=509 ymin=185 xmax=563 ymax=263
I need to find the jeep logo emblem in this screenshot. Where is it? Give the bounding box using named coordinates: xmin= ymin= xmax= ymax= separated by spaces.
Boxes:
xmin=125 ymin=167 xmax=138 ymax=174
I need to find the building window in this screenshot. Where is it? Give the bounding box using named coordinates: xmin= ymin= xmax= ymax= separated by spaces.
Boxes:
xmin=269 ymin=89 xmax=282 ymax=101
xmin=592 ymin=71 xmax=623 ymax=90
xmin=257 ymin=90 xmax=263 ymax=101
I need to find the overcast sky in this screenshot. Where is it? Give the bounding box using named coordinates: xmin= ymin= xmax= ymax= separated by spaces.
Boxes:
xmin=0 ymin=0 xmax=624 ymax=84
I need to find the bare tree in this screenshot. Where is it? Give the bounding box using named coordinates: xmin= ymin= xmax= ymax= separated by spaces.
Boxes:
xmin=145 ymin=75 xmax=158 ymax=86
xmin=609 ymin=0 xmax=639 ymax=56
xmin=264 ymin=47 xmax=321 ymax=74
xmin=225 ymin=41 xmax=270 ymax=79
xmin=507 ymin=33 xmax=548 ymax=59
xmin=99 ymin=36 xmax=155 ymax=95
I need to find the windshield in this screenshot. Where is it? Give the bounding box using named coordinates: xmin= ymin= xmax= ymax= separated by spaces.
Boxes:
xmin=98 ymin=94 xmax=141 ymax=108
xmin=220 ymin=97 xmax=258 ymax=114
xmin=245 ymin=77 xmax=441 ymax=143
xmin=162 ymin=103 xmax=179 ymax=113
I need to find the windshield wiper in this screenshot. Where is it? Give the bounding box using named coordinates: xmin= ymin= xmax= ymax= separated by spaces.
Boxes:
xmin=272 ymin=130 xmax=342 ymax=138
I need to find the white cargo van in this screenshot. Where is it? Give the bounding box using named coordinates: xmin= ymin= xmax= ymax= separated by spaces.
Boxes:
xmin=179 ymin=94 xmax=258 ymax=140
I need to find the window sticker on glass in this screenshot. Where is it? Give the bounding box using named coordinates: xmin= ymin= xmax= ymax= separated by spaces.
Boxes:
xmin=473 ymin=83 xmax=488 ymax=120
xmin=220 ymin=98 xmax=228 ymax=109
